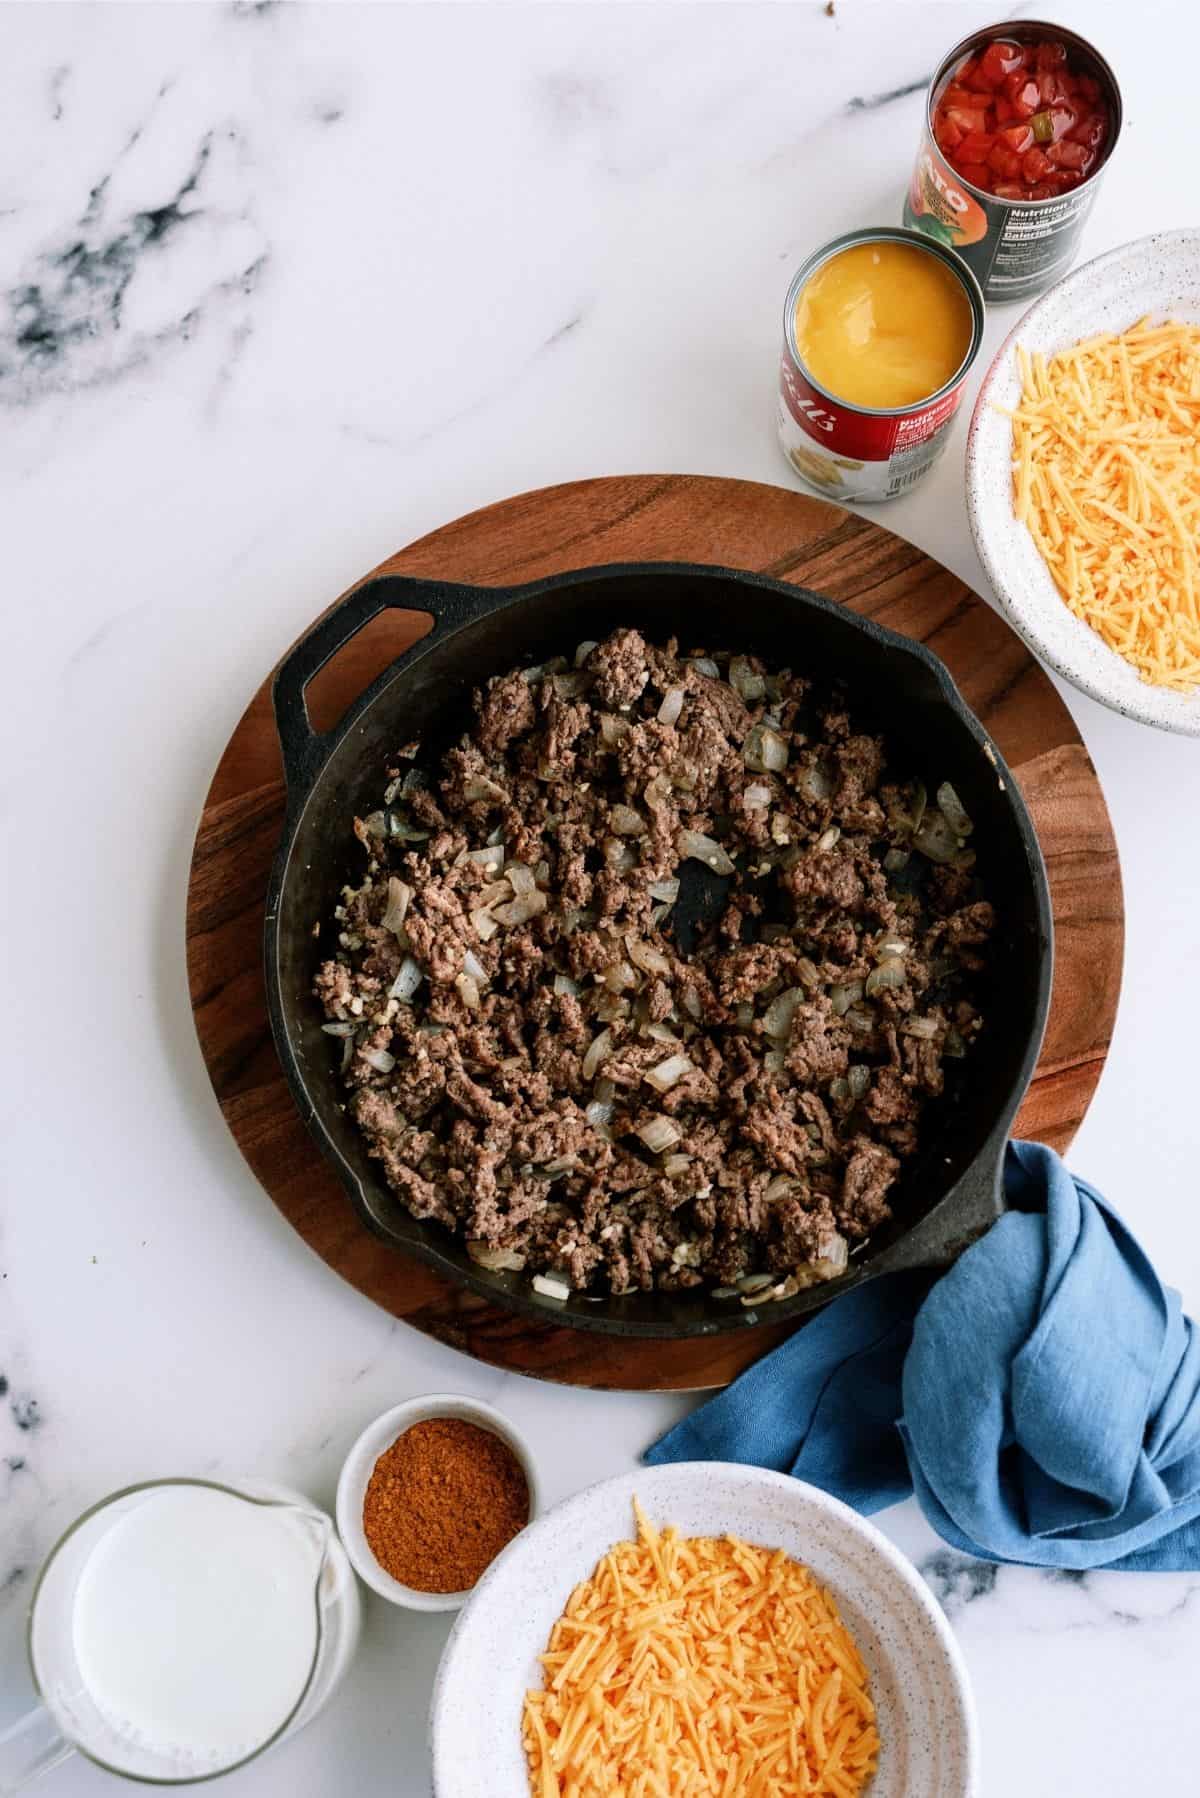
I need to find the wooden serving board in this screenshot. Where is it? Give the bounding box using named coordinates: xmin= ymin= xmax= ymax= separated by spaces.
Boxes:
xmin=186 ymin=475 xmax=1123 ymax=1391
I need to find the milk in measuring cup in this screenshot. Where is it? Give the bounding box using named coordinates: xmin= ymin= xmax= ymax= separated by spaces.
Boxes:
xmin=71 ymin=1486 xmax=326 ymax=1770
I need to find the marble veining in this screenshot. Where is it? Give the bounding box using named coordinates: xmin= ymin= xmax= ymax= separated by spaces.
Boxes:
xmin=1 ymin=3 xmax=1197 ymax=1794
xmin=0 ymin=122 xmax=267 ymax=406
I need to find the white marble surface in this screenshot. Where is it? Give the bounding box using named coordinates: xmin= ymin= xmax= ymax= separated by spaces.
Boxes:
xmin=1 ymin=2 xmax=1198 ymax=1793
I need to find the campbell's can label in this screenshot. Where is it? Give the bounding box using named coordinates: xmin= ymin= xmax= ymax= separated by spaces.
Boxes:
xmin=903 ymin=20 xmax=1122 ymax=303
xmin=777 ymin=227 xmax=984 ymax=505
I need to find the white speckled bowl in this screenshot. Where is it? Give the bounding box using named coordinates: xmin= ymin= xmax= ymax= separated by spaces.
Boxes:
xmin=430 ymin=1462 xmax=978 ymax=1796
xmin=966 ymin=228 xmax=1200 ymax=734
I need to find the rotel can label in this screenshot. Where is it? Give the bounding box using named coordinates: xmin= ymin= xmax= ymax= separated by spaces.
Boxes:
xmin=903 ymin=19 xmax=1122 ymax=304
xmin=777 ymin=228 xmax=984 ymax=505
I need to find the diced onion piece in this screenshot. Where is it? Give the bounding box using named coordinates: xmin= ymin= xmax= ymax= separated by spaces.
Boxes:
xmin=466 ymin=844 xmax=505 ymax=871
xmin=574 ymin=639 xmax=598 ymax=667
xmin=610 ymin=804 xmax=646 ymax=837
xmin=847 ymin=1063 xmax=871 ymax=1101
xmin=471 ymin=908 xmax=500 ymax=942
xmin=389 ymin=956 xmax=424 ymax=1001
xmin=737 ymin=1272 xmax=776 ymax=1296
xmin=909 ymin=780 xmax=928 ymax=834
xmin=680 ymin=987 xmax=702 ymax=1021
xmin=728 ymin=655 xmax=766 ymax=701
xmin=598 ymin=713 xmax=631 ymax=746
xmin=321 ymin=1020 xmax=358 ymax=1038
xmin=937 ymin=782 xmax=974 ymax=838
xmin=603 ymin=838 xmax=638 ymax=873
xmin=944 ymin=1025 xmax=967 ymax=1059
xmin=829 ymin=979 xmax=863 ymax=1017
xmin=493 ymin=891 xmax=548 ymax=926
xmin=903 ymin=1015 xmax=940 ymax=1041
xmin=532 ymin=1274 xmax=572 ymax=1301
xmin=462 ymin=774 xmax=507 ymax=802
xmin=603 ymin=961 xmax=638 ymax=995
xmin=883 ymin=848 xmax=910 ymax=875
xmin=644 ymin=1052 xmax=692 ymax=1094
xmin=763 ymin=1049 xmax=787 ymax=1073
xmin=816 ymin=825 xmax=841 ymax=853
xmin=381 ymin=876 xmax=413 ymax=934
xmin=463 ymin=948 xmax=489 ymax=985
xmin=875 ymin=937 xmax=909 ymax=960
xmin=744 ymin=724 xmax=789 ymax=773
xmin=582 ymin=1028 xmax=613 ymax=1081
xmin=467 ymin=1241 xmax=526 ymax=1272
xmin=506 ymin=862 xmax=536 ymax=896
xmin=796 ymin=759 xmax=835 ymax=803
xmin=812 ymin=1233 xmax=849 ymax=1279
xmin=690 ymin=656 xmax=720 ymax=678
xmin=387 ymin=811 xmax=429 ymax=842
xmin=360 ymin=1045 xmax=396 ymax=1074
xmin=455 ymin=973 xmax=480 ymax=1009
xmin=657 ymin=686 xmax=685 ymax=726
xmin=644 ymin=1022 xmax=683 ymax=1047
xmin=743 ymin=783 xmax=771 ymax=810
xmin=796 ymin=957 xmax=821 ymax=991
xmin=678 ymin=829 xmax=736 ymax=877
xmin=585 ymin=1099 xmax=614 ymax=1128
xmin=637 ymin=1115 xmax=683 ymax=1154
xmin=553 ymin=973 xmax=581 ymax=998
xmin=551 ymin=671 xmax=589 ymax=699
xmin=913 ymin=808 xmax=961 ymax=864
xmin=734 ymin=1001 xmax=753 ymax=1029
xmin=543 ymin=1153 xmax=580 ymax=1176
xmin=865 ymin=958 xmax=907 ymax=997
xmin=663 ymin=1154 xmax=691 ymax=1178
xmin=648 ymin=877 xmax=680 ymax=905
xmin=763 ymin=985 xmax=804 ymax=1040
xmin=627 ymin=937 xmax=671 ymax=979
xmin=764 ymin=1174 xmax=800 ymax=1202
xmin=594 ymin=1076 xmax=617 ymax=1105
xmin=828 ymin=1076 xmax=850 ymax=1102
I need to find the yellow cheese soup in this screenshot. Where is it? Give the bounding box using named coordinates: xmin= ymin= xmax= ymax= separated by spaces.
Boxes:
xmin=793 ymin=241 xmax=972 ymax=411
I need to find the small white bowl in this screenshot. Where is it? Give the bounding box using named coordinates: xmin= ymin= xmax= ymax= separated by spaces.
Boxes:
xmin=430 ymin=1461 xmax=978 ymax=1796
xmin=966 ymin=228 xmax=1200 ymax=735
xmin=335 ymin=1394 xmax=541 ymax=1612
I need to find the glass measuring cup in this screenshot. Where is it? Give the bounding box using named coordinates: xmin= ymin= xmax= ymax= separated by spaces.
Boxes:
xmin=0 ymin=1477 xmax=361 ymax=1790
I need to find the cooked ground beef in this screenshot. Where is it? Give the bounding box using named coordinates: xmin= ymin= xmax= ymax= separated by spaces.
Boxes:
xmin=314 ymin=630 xmax=992 ymax=1300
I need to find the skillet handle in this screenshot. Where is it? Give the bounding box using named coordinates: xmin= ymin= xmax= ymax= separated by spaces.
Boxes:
xmin=872 ymin=1129 xmax=1009 ymax=1275
xmin=271 ymin=576 xmax=486 ymax=806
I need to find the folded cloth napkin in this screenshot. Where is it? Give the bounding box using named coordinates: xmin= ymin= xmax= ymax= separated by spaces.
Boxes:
xmin=646 ymin=1142 xmax=1200 ymax=1570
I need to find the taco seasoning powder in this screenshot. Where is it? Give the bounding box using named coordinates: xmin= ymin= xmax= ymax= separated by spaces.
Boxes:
xmin=362 ymin=1416 xmax=530 ymax=1592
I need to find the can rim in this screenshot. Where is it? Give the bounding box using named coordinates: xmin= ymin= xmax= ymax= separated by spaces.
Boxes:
xmin=923 ymin=16 xmax=1124 ymax=211
xmin=782 ymin=227 xmax=985 ymax=421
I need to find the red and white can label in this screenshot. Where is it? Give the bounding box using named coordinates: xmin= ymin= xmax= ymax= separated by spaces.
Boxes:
xmin=778 ymin=353 xmax=966 ymax=503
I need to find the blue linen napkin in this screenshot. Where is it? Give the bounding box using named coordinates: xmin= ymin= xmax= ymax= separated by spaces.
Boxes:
xmin=645 ymin=1142 xmax=1200 ymax=1570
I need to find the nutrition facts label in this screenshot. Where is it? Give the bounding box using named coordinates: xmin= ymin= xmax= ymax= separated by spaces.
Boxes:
xmin=988 ymin=188 xmax=1097 ymax=293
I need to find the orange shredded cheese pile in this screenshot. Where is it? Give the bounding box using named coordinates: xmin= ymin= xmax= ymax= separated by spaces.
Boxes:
xmin=522 ymin=1501 xmax=880 ymax=1797
xmin=1008 ymin=316 xmax=1200 ymax=691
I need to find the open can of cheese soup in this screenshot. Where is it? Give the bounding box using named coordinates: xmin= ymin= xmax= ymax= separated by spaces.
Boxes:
xmin=778 ymin=227 xmax=984 ymax=504
xmin=904 ymin=20 xmax=1122 ymax=303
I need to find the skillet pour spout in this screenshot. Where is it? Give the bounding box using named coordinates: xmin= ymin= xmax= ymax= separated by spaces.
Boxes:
xmin=264 ymin=562 xmax=1053 ymax=1340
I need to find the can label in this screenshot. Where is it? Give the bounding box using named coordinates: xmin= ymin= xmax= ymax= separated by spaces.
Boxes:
xmin=777 ymin=352 xmax=965 ymax=503
xmin=904 ymin=136 xmax=1098 ymax=302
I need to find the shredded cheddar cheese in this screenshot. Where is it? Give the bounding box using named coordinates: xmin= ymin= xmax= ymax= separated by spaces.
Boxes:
xmin=522 ymin=1501 xmax=880 ymax=1797
xmin=1007 ymin=317 xmax=1200 ymax=692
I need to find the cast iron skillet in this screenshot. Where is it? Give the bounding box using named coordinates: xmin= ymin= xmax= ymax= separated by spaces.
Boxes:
xmin=265 ymin=564 xmax=1053 ymax=1339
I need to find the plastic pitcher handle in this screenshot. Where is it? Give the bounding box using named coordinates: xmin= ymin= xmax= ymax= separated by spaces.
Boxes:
xmin=0 ymin=1703 xmax=72 ymax=1793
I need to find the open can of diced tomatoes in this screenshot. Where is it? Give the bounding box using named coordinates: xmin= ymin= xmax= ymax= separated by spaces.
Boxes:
xmin=777 ymin=227 xmax=984 ymax=505
xmin=904 ymin=19 xmax=1122 ymax=304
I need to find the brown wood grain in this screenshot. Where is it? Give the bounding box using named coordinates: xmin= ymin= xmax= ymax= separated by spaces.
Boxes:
xmin=185 ymin=475 xmax=1124 ymax=1391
